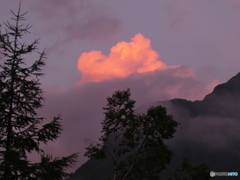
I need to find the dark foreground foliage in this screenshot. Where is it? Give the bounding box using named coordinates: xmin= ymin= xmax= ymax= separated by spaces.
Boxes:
xmin=168 ymin=158 xmax=211 ymax=180
xmin=0 ymin=3 xmax=77 ymax=179
xmin=85 ymin=88 xmax=180 ymax=180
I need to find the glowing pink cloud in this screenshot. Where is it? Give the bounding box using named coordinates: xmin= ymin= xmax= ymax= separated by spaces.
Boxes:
xmin=77 ymin=33 xmax=182 ymax=83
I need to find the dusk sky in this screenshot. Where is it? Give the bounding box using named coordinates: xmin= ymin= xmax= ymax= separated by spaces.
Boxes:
xmin=1 ymin=0 xmax=240 ymax=172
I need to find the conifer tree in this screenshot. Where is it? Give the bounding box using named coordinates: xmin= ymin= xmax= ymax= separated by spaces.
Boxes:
xmin=0 ymin=3 xmax=77 ymax=180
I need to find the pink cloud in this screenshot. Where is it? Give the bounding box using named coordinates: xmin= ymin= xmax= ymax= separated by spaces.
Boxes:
xmin=77 ymin=33 xmax=189 ymax=84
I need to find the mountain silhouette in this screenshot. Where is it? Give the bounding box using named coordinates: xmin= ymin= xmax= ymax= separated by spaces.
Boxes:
xmin=170 ymin=72 xmax=240 ymax=119
xmin=69 ymin=72 xmax=240 ymax=180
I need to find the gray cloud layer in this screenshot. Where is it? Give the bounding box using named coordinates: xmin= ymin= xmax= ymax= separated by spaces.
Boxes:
xmin=29 ymin=0 xmax=122 ymax=43
xmin=36 ymin=67 xmax=215 ymax=171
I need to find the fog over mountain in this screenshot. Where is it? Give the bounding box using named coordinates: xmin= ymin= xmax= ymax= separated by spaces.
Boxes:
xmin=69 ymin=72 xmax=240 ymax=180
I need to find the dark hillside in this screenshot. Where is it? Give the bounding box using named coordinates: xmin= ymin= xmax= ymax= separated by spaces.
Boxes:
xmin=69 ymin=72 xmax=240 ymax=180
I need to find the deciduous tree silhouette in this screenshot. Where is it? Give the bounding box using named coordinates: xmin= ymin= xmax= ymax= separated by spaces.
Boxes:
xmin=85 ymin=88 xmax=179 ymax=180
xmin=0 ymin=3 xmax=77 ymax=180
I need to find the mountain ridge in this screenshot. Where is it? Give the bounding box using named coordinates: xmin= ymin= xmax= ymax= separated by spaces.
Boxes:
xmin=169 ymin=72 xmax=240 ymax=119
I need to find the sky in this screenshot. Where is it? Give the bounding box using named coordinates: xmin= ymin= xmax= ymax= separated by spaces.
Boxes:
xmin=1 ymin=0 xmax=240 ymax=172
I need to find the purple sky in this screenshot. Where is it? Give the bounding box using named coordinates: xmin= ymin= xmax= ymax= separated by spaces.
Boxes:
xmin=1 ymin=0 xmax=240 ymax=172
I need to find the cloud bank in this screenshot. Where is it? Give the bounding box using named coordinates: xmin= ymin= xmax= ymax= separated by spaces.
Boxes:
xmin=38 ymin=65 xmax=218 ymax=172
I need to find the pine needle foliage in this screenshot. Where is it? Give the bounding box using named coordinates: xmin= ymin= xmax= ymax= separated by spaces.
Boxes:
xmin=0 ymin=3 xmax=77 ymax=180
